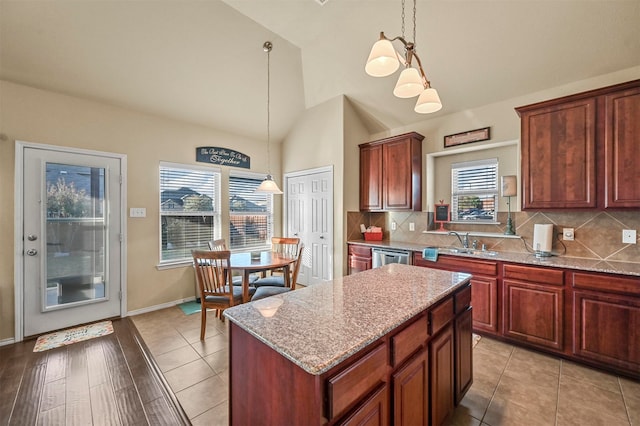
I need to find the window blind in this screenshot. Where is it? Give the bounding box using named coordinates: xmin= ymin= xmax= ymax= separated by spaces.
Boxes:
xmin=451 ymin=158 xmax=498 ymax=221
xmin=229 ymin=173 xmax=273 ymax=250
xmin=159 ymin=162 xmax=221 ymax=263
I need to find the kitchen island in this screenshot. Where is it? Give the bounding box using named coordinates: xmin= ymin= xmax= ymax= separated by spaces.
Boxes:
xmin=224 ymin=263 xmax=473 ymax=425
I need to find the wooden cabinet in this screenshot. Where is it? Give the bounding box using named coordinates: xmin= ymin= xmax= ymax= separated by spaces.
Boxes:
xmin=414 ymin=253 xmax=499 ymax=335
xmin=359 ymin=132 xmax=423 ymax=212
xmin=392 ymin=349 xmax=429 ymax=426
xmin=516 ymin=79 xmax=640 ymax=210
xmin=604 ymin=85 xmax=640 ymax=208
xmin=340 ymin=385 xmax=388 ymax=426
xmin=430 ymin=323 xmax=454 ymax=426
xmin=502 ymin=264 xmax=565 ymax=351
xmin=347 ymin=244 xmax=372 ymax=275
xmin=455 ymin=307 xmax=473 ymax=404
xmin=571 ymin=272 xmax=640 ymax=375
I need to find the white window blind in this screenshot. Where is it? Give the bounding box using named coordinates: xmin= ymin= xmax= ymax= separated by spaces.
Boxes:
xmin=159 ymin=162 xmax=221 ymax=263
xmin=451 ymin=158 xmax=498 ymax=222
xmin=229 ymin=172 xmax=273 ymax=250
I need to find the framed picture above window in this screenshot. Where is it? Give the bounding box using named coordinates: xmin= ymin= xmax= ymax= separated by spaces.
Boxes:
xmin=451 ymin=158 xmax=498 ymax=222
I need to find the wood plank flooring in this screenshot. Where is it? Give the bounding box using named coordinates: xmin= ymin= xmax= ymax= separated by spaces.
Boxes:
xmin=0 ymin=318 xmax=189 ymax=425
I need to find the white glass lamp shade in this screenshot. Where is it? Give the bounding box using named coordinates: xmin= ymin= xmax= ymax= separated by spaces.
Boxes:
xmin=255 ymin=175 xmax=283 ymax=194
xmin=414 ymin=87 xmax=442 ymax=113
xmin=393 ymin=67 xmax=424 ymax=98
xmin=365 ymin=39 xmax=400 ymax=77
xmin=501 ymin=175 xmax=518 ymax=197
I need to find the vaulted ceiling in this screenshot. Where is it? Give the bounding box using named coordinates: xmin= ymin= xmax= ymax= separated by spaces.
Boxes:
xmin=2 ymin=1 xmax=639 ymax=143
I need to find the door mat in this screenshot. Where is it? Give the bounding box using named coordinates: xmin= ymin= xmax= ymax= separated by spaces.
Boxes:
xmin=178 ymin=300 xmax=201 ymax=316
xmin=33 ymin=320 xmax=113 ymax=352
xmin=472 ymin=333 xmax=481 ymax=348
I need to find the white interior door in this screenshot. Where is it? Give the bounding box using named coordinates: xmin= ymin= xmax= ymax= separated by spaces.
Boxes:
xmin=20 ymin=145 xmax=123 ymax=337
xmin=286 ymin=167 xmax=333 ymax=286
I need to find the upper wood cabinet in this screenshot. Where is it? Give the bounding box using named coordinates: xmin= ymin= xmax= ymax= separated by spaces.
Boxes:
xmin=516 ymin=79 xmax=640 ymax=210
xmin=359 ymin=132 xmax=424 ymax=211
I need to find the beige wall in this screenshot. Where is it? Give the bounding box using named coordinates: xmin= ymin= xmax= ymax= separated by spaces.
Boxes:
xmin=0 ymin=80 xmax=282 ymax=340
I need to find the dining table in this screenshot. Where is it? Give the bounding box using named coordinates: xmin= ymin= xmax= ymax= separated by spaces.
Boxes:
xmin=230 ymin=250 xmax=297 ymax=303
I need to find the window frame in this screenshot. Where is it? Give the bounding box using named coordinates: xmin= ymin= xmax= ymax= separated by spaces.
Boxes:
xmin=158 ymin=161 xmax=221 ymax=266
xmin=450 ymin=158 xmax=499 ymax=223
xmin=228 ymin=171 xmax=273 ymax=252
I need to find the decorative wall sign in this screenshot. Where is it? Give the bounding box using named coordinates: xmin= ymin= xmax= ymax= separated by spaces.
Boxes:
xmin=444 ymin=127 xmax=490 ymax=148
xmin=196 ymin=147 xmax=250 ymax=169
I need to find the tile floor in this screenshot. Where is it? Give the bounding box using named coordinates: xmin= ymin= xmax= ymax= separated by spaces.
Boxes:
xmin=131 ymin=306 xmax=639 ymax=425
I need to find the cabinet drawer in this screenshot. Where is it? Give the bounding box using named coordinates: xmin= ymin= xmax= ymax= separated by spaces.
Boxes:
xmin=430 ymin=297 xmax=454 ymax=335
xmin=348 ymin=245 xmax=372 ymax=258
xmin=572 ymin=272 xmax=640 ymax=297
xmin=455 ymin=285 xmax=472 ymax=314
xmin=327 ymin=343 xmax=388 ymax=419
xmin=504 ymin=264 xmax=564 ymax=286
xmin=428 ymin=255 xmax=497 ymax=276
xmin=391 ymin=315 xmax=428 ymax=367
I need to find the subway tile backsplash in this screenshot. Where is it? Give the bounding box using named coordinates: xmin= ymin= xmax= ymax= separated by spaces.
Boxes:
xmin=347 ymin=210 xmax=640 ymax=264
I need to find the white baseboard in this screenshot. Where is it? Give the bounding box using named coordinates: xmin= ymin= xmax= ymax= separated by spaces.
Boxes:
xmin=0 ymin=337 xmax=16 ymax=347
xmin=127 ymin=296 xmax=196 ymax=317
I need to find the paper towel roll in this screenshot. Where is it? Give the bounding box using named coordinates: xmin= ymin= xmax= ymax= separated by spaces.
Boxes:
xmin=533 ymin=224 xmax=554 ymax=254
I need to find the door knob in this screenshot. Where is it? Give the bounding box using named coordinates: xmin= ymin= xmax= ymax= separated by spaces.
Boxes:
xmin=320 ymin=236 xmax=325 ymax=239
xmin=26 ymin=249 xmax=38 ymax=256
xmin=27 ymin=234 xmax=38 ymax=241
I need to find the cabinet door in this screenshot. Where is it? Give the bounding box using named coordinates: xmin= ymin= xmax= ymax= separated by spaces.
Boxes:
xmin=573 ymin=290 xmax=640 ymax=373
xmin=455 ymin=308 xmax=473 ymax=404
xmin=520 ymin=98 xmax=597 ymax=209
xmin=604 ymin=86 xmax=640 ymax=208
xmin=392 ymin=349 xmax=428 ymax=426
xmin=348 ymin=256 xmax=371 ymax=275
xmin=359 ymin=144 xmax=383 ymax=211
xmin=340 ymin=385 xmax=389 ymax=426
xmin=383 ymin=139 xmax=416 ymax=211
xmin=471 ymin=276 xmax=498 ymax=334
xmin=502 ymin=279 xmax=564 ymax=351
xmin=430 ymin=323 xmax=454 ymax=426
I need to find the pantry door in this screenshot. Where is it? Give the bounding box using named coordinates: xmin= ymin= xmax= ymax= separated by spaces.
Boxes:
xmin=18 ymin=142 xmax=125 ymax=338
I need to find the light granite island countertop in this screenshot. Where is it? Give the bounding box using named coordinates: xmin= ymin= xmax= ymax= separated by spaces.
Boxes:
xmin=224 ymin=263 xmax=471 ymax=375
xmin=224 ymin=263 xmax=474 ymax=425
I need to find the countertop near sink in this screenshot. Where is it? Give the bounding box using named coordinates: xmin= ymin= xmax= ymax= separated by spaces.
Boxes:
xmin=348 ymin=239 xmax=640 ymax=277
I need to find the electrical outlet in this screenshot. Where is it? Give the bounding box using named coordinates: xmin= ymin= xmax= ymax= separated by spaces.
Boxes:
xmin=563 ymin=228 xmax=574 ymax=241
xmin=622 ymin=229 xmax=636 ymax=244
xmin=409 ymin=222 xmax=415 ymax=231
xmin=129 ymin=207 xmax=146 ymax=218
xmin=391 ymin=221 xmax=397 ymax=231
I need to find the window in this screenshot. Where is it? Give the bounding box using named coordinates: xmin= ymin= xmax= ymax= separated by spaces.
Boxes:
xmin=160 ymin=162 xmax=221 ymax=263
xmin=229 ymin=172 xmax=273 ymax=250
xmin=451 ymin=158 xmax=498 ymax=222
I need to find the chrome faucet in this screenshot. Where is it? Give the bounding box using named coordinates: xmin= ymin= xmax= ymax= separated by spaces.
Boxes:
xmin=448 ymin=231 xmax=470 ymax=248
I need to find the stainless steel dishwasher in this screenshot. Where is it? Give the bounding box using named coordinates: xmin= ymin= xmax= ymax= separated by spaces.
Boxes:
xmin=371 ymin=247 xmax=412 ymax=268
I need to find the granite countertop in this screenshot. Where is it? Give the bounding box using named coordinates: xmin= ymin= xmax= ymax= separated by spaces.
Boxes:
xmin=348 ymin=239 xmax=640 ymax=277
xmin=224 ymin=264 xmax=471 ymax=375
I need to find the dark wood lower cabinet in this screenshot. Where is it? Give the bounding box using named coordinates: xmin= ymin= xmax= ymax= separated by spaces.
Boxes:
xmin=470 ymin=276 xmax=498 ymax=334
xmin=430 ymin=323 xmax=454 ymax=426
xmin=341 ymin=385 xmax=389 ymax=426
xmin=392 ymin=349 xmax=429 ymax=425
xmin=455 ymin=308 xmax=473 ymax=404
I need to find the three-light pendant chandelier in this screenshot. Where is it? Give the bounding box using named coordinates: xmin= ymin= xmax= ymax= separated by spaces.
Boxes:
xmin=365 ymin=0 xmax=442 ymax=114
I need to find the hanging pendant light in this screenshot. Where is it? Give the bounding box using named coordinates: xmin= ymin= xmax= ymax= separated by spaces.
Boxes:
xmin=365 ymin=0 xmax=442 ymax=113
xmin=255 ymin=41 xmax=283 ymax=195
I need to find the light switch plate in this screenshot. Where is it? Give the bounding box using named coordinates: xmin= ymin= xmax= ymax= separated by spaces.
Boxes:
xmin=130 ymin=207 xmax=146 ymax=218
xmin=409 ymin=222 xmax=415 ymax=231
xmin=622 ymin=229 xmax=636 ymax=244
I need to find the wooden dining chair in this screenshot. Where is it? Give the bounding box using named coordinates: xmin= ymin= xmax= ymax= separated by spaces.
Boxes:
xmin=192 ymin=250 xmax=243 ymax=340
xmin=208 ymin=238 xmax=228 ymax=251
xmin=265 ymin=236 xmax=300 ymax=278
xmin=252 ymin=245 xmax=304 ymax=301
xmin=208 ymin=238 xmax=259 ymax=289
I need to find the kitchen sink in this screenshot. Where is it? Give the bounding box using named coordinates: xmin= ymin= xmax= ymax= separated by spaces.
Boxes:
xmin=438 ymin=247 xmax=498 ymax=257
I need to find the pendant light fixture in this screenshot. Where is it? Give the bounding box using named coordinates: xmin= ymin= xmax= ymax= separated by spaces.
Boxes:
xmin=365 ymin=0 xmax=442 ymax=114
xmin=255 ymin=41 xmax=283 ymax=194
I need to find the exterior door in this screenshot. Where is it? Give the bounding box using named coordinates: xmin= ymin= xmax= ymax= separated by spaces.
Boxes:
xmin=20 ymin=144 xmax=123 ymax=337
xmin=286 ymin=168 xmax=333 ymax=285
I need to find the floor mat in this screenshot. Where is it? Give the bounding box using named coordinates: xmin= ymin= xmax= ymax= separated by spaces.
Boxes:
xmin=178 ymin=300 xmax=201 ymax=315
xmin=473 ymin=333 xmax=481 ymax=348
xmin=33 ymin=320 xmax=113 ymax=352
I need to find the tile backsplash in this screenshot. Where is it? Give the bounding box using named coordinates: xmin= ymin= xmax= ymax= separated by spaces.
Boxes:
xmin=347 ymin=210 xmax=640 ymax=264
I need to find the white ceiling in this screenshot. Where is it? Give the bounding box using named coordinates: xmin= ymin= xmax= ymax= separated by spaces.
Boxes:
xmin=2 ymin=1 xmax=639 ymax=143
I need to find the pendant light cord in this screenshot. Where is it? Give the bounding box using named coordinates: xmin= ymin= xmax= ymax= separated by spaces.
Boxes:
xmin=264 ymin=41 xmax=273 ymax=177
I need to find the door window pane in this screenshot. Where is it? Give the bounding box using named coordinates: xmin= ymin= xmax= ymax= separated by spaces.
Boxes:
xmin=160 ymin=163 xmax=221 ymax=262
